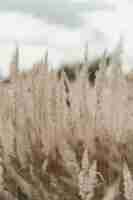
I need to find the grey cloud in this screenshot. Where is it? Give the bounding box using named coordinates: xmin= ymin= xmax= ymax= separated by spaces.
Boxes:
xmin=0 ymin=0 xmax=114 ymax=28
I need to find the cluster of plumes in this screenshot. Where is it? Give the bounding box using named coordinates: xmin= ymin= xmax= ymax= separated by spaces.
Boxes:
xmin=0 ymin=42 xmax=133 ymax=200
xmin=57 ymin=51 xmax=112 ymax=108
xmin=57 ymin=55 xmax=111 ymax=86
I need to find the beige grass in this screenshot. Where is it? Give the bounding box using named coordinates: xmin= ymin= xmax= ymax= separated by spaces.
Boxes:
xmin=0 ymin=45 xmax=132 ymax=199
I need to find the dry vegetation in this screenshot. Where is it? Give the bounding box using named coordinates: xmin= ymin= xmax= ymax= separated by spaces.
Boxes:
xmin=0 ymin=44 xmax=133 ymax=200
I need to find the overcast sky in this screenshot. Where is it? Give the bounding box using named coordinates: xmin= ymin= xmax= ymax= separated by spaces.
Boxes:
xmin=0 ymin=0 xmax=132 ymax=75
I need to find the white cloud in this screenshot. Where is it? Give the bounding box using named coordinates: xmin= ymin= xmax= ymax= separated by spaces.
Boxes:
xmin=81 ymin=1 xmax=133 ymax=67
xmin=0 ymin=11 xmax=84 ymax=71
xmin=0 ymin=12 xmax=49 ymax=44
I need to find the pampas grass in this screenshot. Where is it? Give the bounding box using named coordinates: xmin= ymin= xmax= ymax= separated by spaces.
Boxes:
xmin=123 ymin=163 xmax=133 ymax=200
xmin=0 ymin=45 xmax=132 ymax=199
xmin=78 ymin=149 xmax=97 ymax=200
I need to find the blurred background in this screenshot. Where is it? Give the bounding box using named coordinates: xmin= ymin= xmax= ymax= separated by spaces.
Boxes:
xmin=0 ymin=0 xmax=132 ymax=75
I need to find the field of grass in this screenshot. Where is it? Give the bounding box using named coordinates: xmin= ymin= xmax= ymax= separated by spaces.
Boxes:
xmin=0 ymin=47 xmax=132 ymax=199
